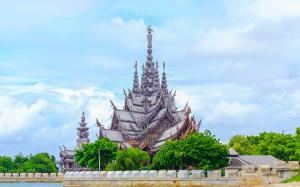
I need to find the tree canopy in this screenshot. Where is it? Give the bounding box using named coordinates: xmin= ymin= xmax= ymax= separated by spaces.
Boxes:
xmin=105 ymin=148 xmax=150 ymax=171
xmin=229 ymin=128 xmax=300 ymax=161
xmin=75 ymin=138 xmax=118 ymax=170
xmin=0 ymin=153 xmax=57 ymax=173
xmin=152 ymin=131 xmax=229 ymax=170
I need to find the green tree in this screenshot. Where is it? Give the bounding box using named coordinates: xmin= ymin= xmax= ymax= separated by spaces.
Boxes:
xmin=0 ymin=153 xmax=57 ymax=173
xmin=0 ymin=156 xmax=15 ymax=172
xmin=296 ymin=127 xmax=300 ymax=136
xmin=19 ymin=153 xmax=57 ymax=173
xmin=152 ymin=140 xmax=184 ymax=170
xmin=229 ymin=129 xmax=300 ymax=161
xmin=228 ymin=135 xmax=259 ymax=155
xmin=105 ymin=148 xmax=150 ymax=171
xmin=14 ymin=154 xmax=29 ymax=170
xmin=183 ymin=131 xmax=229 ymax=170
xmin=75 ymin=138 xmax=118 ymax=170
xmin=153 ymin=131 xmax=229 ymax=170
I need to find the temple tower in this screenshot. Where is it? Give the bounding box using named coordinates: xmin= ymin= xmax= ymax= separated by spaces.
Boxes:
xmin=97 ymin=26 xmax=199 ymax=154
xmin=76 ymin=112 xmax=90 ymax=149
xmin=142 ymin=26 xmax=156 ymax=96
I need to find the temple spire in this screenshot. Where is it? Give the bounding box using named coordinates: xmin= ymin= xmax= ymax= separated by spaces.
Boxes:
xmin=161 ymin=62 xmax=168 ymax=95
xmin=132 ymin=61 xmax=140 ymax=94
xmin=153 ymin=60 xmax=160 ymax=91
xmin=146 ymin=26 xmax=153 ymax=63
xmin=141 ymin=64 xmax=145 ymax=91
xmin=76 ymin=112 xmax=90 ymax=149
xmin=142 ymin=26 xmax=156 ymax=96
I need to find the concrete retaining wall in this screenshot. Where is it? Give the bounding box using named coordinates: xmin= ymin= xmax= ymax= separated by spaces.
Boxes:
xmin=63 ymin=169 xmax=292 ymax=187
xmin=0 ymin=173 xmax=64 ymax=183
xmin=63 ymin=163 xmax=300 ymax=187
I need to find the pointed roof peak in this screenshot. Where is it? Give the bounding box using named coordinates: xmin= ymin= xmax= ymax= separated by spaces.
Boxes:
xmin=132 ymin=61 xmax=141 ymax=94
xmin=147 ymin=25 xmax=153 ymax=33
xmin=134 ymin=61 xmax=138 ymax=71
xmin=80 ymin=111 xmax=87 ymax=126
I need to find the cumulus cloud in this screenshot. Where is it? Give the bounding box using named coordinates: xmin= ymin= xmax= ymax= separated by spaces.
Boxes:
xmin=0 ymin=97 xmax=47 ymax=136
xmin=192 ymin=25 xmax=266 ymax=57
xmin=0 ymin=83 xmax=121 ymax=156
xmin=206 ymin=100 xmax=259 ymax=122
xmin=1 ymin=0 xmax=300 ymax=155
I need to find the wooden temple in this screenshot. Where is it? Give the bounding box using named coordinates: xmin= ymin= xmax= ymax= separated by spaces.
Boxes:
xmin=97 ymin=26 xmax=199 ymax=155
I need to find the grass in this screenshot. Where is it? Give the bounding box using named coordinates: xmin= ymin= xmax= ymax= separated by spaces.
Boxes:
xmin=283 ymin=170 xmax=300 ymax=183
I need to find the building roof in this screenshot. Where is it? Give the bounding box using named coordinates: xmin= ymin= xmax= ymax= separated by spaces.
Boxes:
xmin=229 ymin=147 xmax=239 ymax=156
xmin=239 ymin=155 xmax=280 ymax=168
xmin=98 ymin=27 xmax=198 ymax=153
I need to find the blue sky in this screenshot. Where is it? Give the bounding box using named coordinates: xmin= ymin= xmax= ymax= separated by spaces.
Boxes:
xmin=1 ymin=0 xmax=300 ymax=158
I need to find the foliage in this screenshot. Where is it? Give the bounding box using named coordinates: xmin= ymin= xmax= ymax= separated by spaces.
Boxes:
xmin=152 ymin=131 xmax=229 ymax=170
xmin=152 ymin=140 xmax=184 ymax=170
xmin=75 ymin=138 xmax=118 ymax=170
xmin=0 ymin=153 xmax=57 ymax=173
xmin=229 ymin=128 xmax=300 ymax=161
xmin=105 ymin=148 xmax=150 ymax=171
xmin=19 ymin=153 xmax=57 ymax=173
xmin=0 ymin=156 xmax=15 ymax=172
xmin=296 ymin=127 xmax=300 ymax=136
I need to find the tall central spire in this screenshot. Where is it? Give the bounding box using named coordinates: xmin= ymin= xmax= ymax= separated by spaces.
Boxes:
xmin=142 ymin=26 xmax=156 ymax=96
xmin=146 ymin=26 xmax=153 ymax=63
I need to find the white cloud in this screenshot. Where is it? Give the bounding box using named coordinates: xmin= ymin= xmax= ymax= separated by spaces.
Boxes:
xmin=0 ymin=0 xmax=99 ymax=30
xmin=206 ymin=100 xmax=259 ymax=122
xmin=193 ymin=25 xmax=266 ymax=57
xmin=0 ymin=83 xmax=121 ymax=156
xmin=229 ymin=0 xmax=300 ymax=22
xmin=0 ymin=96 xmax=47 ymax=136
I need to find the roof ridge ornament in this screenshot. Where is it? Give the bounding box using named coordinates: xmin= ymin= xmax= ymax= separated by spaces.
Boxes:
xmin=110 ymin=99 xmax=117 ymax=110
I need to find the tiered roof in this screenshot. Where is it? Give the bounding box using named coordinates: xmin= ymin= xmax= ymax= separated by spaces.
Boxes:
xmin=76 ymin=112 xmax=90 ymax=148
xmin=59 ymin=112 xmax=90 ymax=172
xmin=98 ymin=26 xmax=198 ymax=154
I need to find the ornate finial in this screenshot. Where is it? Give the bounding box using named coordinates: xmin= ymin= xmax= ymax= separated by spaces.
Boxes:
xmin=110 ymin=99 xmax=117 ymax=110
xmin=161 ymin=61 xmax=168 ymax=95
xmin=147 ymin=25 xmax=153 ymax=33
xmin=123 ymin=88 xmax=127 ymax=96
xmin=96 ymin=118 xmax=102 ymax=127
xmin=132 ymin=61 xmax=140 ymax=94
xmin=147 ymin=26 xmax=153 ymax=62
xmin=81 ymin=112 xmax=85 ymax=123
xmin=184 ymin=102 xmax=189 ymax=110
xmin=153 ymin=60 xmax=160 ymax=91
xmin=134 ymin=61 xmax=138 ymax=71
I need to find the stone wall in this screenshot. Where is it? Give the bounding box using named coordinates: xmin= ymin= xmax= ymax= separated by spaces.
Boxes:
xmin=63 ymin=162 xmax=299 ymax=187
xmin=0 ymin=173 xmax=64 ymax=183
xmin=62 ymin=170 xmax=281 ymax=187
